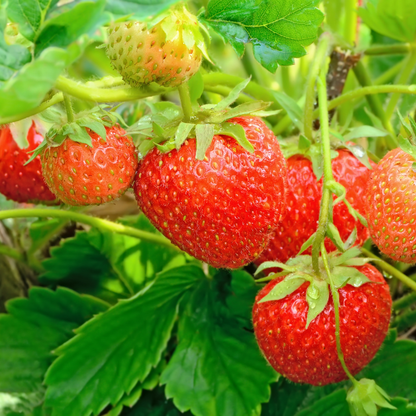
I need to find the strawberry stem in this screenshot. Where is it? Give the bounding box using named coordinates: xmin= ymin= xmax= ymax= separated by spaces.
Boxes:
xmin=0 ymin=243 xmax=25 ymax=263
xmin=361 ymin=247 xmax=416 ymax=293
xmin=303 ymin=33 xmax=331 ymax=141
xmin=365 ymin=43 xmax=412 ymax=55
xmin=344 ymin=0 xmax=358 ymax=46
xmin=311 ymin=60 xmax=336 ymax=275
xmin=63 ymin=94 xmax=75 ymax=123
xmin=0 ymin=209 xmax=180 ymax=251
xmin=321 ymin=243 xmax=358 ymax=386
xmin=177 ymin=83 xmax=194 ymax=122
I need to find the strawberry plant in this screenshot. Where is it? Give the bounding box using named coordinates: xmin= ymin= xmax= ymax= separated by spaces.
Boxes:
xmin=2 ymin=0 xmax=416 ymax=416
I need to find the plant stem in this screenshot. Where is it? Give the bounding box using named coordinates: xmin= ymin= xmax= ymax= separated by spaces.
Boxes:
xmin=365 ymin=43 xmax=412 ymax=55
xmin=177 ymin=83 xmax=194 ymax=122
xmin=385 ymin=48 xmax=416 ymax=120
xmin=361 ymin=248 xmax=416 ymax=292
xmin=55 ymin=76 xmax=170 ymax=102
xmin=85 ymin=76 xmax=125 ymax=88
xmin=0 ymin=243 xmax=25 ymax=263
xmin=311 ymin=65 xmax=335 ymax=275
xmin=321 ymin=244 xmax=358 ymax=385
xmin=353 ymin=60 xmax=397 ymax=148
xmin=304 ymin=33 xmax=331 ymax=141
xmin=393 ymin=292 xmax=416 ymax=311
xmin=374 ymin=59 xmax=405 ymax=85
xmin=0 ymin=93 xmax=64 ymax=125
xmin=0 ymin=209 xmax=179 ymax=251
xmin=63 ymin=94 xmax=75 ymax=123
xmin=344 ymin=0 xmax=358 ymax=46
xmin=312 ymin=84 xmax=416 ymax=118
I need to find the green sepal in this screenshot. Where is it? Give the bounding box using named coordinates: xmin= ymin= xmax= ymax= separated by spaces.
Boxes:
xmin=331 ymin=247 xmax=362 ymax=266
xmin=255 ymin=261 xmax=299 ymax=276
xmin=195 ymin=123 xmax=215 ymax=160
xmin=215 ymin=122 xmax=254 ymax=154
xmin=343 ymin=227 xmax=357 ymax=251
xmin=297 ymin=232 xmax=317 ymax=256
xmin=305 ymin=279 xmax=329 ymax=328
xmin=341 ymin=142 xmax=373 ymax=169
xmin=398 ymin=134 xmax=416 ymax=160
xmin=8 ymin=118 xmax=33 ymax=149
xmin=347 ymin=379 xmax=396 ymax=416
xmin=258 ymin=273 xmax=310 ymax=304
xmin=211 ymin=78 xmax=251 ymax=111
xmin=326 ymin=223 xmax=347 ymax=253
xmin=298 ymin=134 xmax=311 ymax=151
xmin=175 ymin=122 xmax=195 ymax=149
xmin=331 ymin=266 xmax=372 ymax=289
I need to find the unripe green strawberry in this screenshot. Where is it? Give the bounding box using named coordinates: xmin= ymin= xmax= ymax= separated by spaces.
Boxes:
xmin=106 ymin=17 xmax=202 ymax=88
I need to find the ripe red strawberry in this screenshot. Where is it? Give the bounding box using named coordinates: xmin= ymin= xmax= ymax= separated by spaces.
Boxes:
xmin=41 ymin=125 xmax=138 ymax=206
xmin=0 ymin=122 xmax=57 ymax=204
xmin=255 ymin=150 xmax=374 ymax=266
xmin=134 ymin=117 xmax=287 ymax=269
xmin=253 ymin=264 xmax=392 ymax=386
xmin=366 ymin=148 xmax=416 ymax=263
xmin=106 ymin=19 xmax=202 ymax=88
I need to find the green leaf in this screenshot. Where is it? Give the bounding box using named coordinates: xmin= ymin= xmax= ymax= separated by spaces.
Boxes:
xmin=7 ymin=0 xmax=42 ymax=42
xmin=105 ymin=0 xmax=182 ymax=20
xmin=174 ymin=122 xmax=194 ymax=149
xmin=296 ymin=389 xmax=350 ymax=416
xmin=305 ymin=279 xmax=329 ymax=327
xmin=216 ymin=122 xmax=254 ymax=153
xmin=34 ymin=0 xmax=110 ymax=56
xmin=0 ymin=4 xmax=31 ymax=84
xmin=358 ymin=0 xmax=416 ymax=42
xmin=258 ymin=274 xmax=307 ymax=303
xmin=161 ymin=276 xmax=278 ymax=416
xmin=195 ymin=123 xmax=215 ymax=160
xmin=272 ymin=91 xmax=303 ymax=131
xmin=202 ymin=0 xmax=324 ymax=71
xmin=44 ymin=265 xmax=203 ymax=416
xmin=0 ymin=47 xmax=70 ymax=118
xmin=0 ymin=287 xmax=108 ymax=394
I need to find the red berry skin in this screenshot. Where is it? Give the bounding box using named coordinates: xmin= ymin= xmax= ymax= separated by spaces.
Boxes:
xmin=41 ymin=125 xmax=138 ymax=206
xmin=253 ymin=264 xmax=392 ymax=386
xmin=366 ymin=148 xmax=416 ymax=263
xmin=134 ymin=117 xmax=287 ymax=269
xmin=255 ymin=151 xmax=374 ymax=266
xmin=0 ymin=123 xmax=57 ymax=204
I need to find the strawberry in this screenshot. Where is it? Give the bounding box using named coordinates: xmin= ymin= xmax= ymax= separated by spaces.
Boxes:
xmin=41 ymin=125 xmax=138 ymax=206
xmin=366 ymin=148 xmax=416 ymax=263
xmin=255 ymin=150 xmax=373 ymax=266
xmin=0 ymin=122 xmax=57 ymax=204
xmin=134 ymin=117 xmax=287 ymax=269
xmin=106 ymin=12 xmax=203 ymax=88
xmin=253 ymin=264 xmax=392 ymax=386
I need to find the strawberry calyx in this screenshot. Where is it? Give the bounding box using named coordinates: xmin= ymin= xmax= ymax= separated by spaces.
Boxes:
xmin=129 ymin=77 xmax=279 ymax=159
xmin=255 ymin=246 xmax=379 ymax=327
xmin=397 ymin=113 xmax=416 ymax=170
xmin=26 ymin=105 xmax=125 ymax=165
xmin=347 ymin=379 xmax=396 ymax=416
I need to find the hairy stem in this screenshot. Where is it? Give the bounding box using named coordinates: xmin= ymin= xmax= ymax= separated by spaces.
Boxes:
xmin=344 ymin=0 xmax=358 ymax=46
xmin=321 ymin=244 xmax=358 ymax=385
xmin=304 ymin=33 xmax=331 ymax=141
xmin=0 ymin=209 xmax=179 ymax=251
xmin=365 ymin=43 xmax=412 ymax=56
xmin=385 ymin=48 xmax=416 ymax=120
xmin=353 ymin=60 xmax=397 ymax=148
xmin=55 ymin=76 xmax=170 ymax=102
xmin=311 ymin=65 xmax=335 ymax=275
xmin=63 ymin=94 xmax=75 ymax=123
xmin=178 ymin=83 xmax=194 ymax=122
xmin=361 ymin=248 xmax=416 ymax=292
xmin=312 ymin=84 xmax=416 ymax=118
